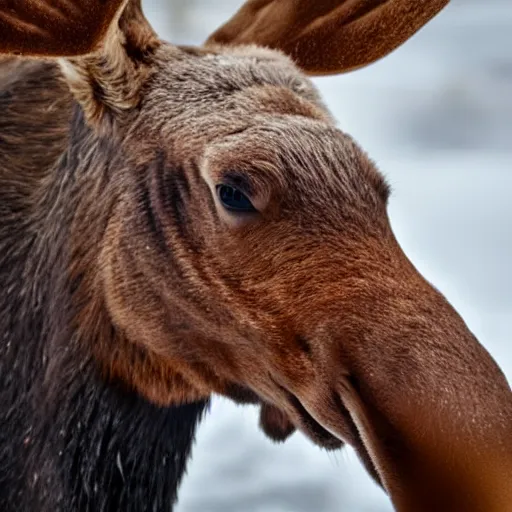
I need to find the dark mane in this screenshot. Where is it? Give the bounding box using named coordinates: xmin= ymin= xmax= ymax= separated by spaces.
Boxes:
xmin=0 ymin=60 xmax=208 ymax=511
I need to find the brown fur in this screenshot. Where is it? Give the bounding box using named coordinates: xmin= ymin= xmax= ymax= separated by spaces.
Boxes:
xmin=1 ymin=1 xmax=511 ymax=511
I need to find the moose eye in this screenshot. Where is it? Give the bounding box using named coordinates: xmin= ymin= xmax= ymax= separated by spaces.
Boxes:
xmin=216 ymin=185 xmax=256 ymax=213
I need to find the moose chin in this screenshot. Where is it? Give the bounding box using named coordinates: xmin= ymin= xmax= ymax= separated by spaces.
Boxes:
xmin=0 ymin=1 xmax=511 ymax=511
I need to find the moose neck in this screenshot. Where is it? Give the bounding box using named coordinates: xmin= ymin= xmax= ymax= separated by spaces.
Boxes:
xmin=0 ymin=94 xmax=209 ymax=511
xmin=29 ymin=358 xmax=209 ymax=512
xmin=41 ymin=110 xmax=210 ymax=512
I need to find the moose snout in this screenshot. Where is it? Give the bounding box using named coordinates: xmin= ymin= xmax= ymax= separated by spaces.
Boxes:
xmin=290 ymin=275 xmax=512 ymax=512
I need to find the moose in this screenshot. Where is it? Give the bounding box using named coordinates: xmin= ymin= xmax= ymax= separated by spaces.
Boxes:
xmin=0 ymin=0 xmax=511 ymax=511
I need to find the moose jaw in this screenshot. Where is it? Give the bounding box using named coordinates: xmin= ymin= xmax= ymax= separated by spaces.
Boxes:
xmin=0 ymin=1 xmax=511 ymax=512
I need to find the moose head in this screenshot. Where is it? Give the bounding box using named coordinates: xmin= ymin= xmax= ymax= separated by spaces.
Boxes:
xmin=1 ymin=1 xmax=510 ymax=511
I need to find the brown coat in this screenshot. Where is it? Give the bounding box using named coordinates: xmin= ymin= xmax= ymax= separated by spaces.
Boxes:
xmin=0 ymin=1 xmax=510 ymax=511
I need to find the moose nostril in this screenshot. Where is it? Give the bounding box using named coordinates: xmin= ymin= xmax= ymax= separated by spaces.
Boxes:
xmin=295 ymin=335 xmax=312 ymax=356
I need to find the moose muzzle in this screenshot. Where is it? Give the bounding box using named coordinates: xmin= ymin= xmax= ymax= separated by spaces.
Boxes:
xmin=291 ymin=271 xmax=512 ymax=512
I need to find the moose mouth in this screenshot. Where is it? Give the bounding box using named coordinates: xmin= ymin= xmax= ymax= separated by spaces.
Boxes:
xmin=282 ymin=388 xmax=344 ymax=450
xmin=284 ymin=389 xmax=382 ymax=485
xmin=223 ymin=382 xmax=340 ymax=447
xmin=224 ymin=382 xmax=381 ymax=485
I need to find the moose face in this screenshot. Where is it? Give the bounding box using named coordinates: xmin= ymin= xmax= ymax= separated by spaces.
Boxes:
xmin=97 ymin=44 xmax=512 ymax=503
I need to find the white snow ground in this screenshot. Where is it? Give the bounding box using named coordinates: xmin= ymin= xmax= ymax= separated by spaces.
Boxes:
xmin=143 ymin=2 xmax=512 ymax=511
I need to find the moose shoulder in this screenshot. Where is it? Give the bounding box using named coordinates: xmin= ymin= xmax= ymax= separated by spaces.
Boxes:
xmin=0 ymin=1 xmax=511 ymax=511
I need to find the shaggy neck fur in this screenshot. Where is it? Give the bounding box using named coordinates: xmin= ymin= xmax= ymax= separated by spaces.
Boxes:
xmin=0 ymin=59 xmax=208 ymax=512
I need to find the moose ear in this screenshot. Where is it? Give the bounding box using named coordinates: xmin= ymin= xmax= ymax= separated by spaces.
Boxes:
xmin=0 ymin=0 xmax=159 ymax=125
xmin=206 ymin=0 xmax=450 ymax=76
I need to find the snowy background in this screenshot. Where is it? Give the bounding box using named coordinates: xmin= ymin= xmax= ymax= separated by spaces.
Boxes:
xmin=143 ymin=2 xmax=512 ymax=511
